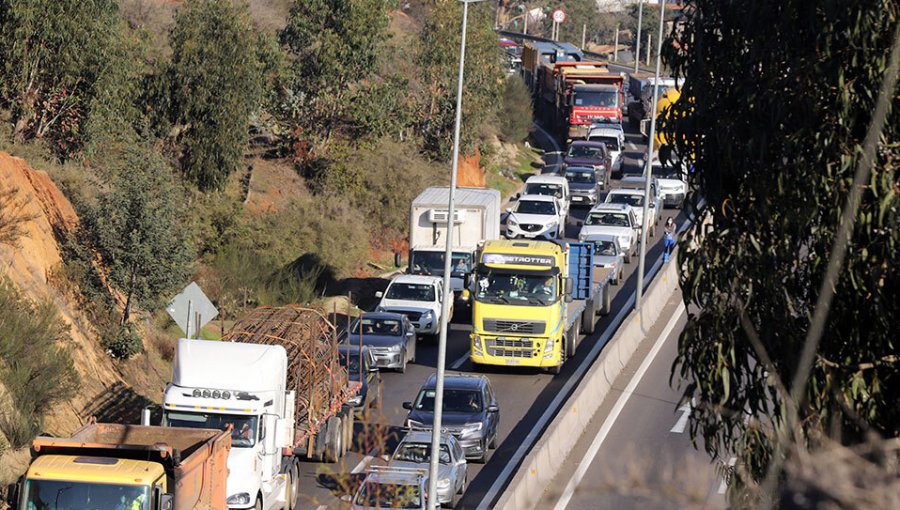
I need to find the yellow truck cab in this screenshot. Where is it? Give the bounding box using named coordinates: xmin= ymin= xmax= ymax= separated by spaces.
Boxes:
xmin=470 ymin=240 xmax=612 ymax=374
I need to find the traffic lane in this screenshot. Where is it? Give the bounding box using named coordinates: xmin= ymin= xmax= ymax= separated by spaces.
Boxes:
xmin=546 ymin=300 xmax=724 ymax=510
xmin=454 ymin=210 xmax=687 ymax=508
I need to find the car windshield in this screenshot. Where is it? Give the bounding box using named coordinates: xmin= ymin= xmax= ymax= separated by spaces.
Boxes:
xmin=339 ymin=351 xmax=362 ymax=374
xmin=607 ymin=193 xmax=643 ymax=207
xmin=566 ymin=145 xmax=604 ymax=159
xmin=393 ymin=442 xmax=452 ymax=464
xmin=574 ymin=90 xmax=618 ymax=107
xmin=515 ymin=200 xmax=556 ymax=215
xmin=590 ymin=136 xmax=620 ymax=151
xmin=352 ymin=317 xmax=404 ymax=336
xmin=409 ymin=251 xmax=471 ymax=277
xmin=386 ymin=283 xmax=435 ymax=302
xmin=22 ymin=480 xmax=149 ymax=510
xmin=414 ymin=388 xmax=483 ymax=413
xmin=354 ymin=482 xmax=422 ymax=509
xmin=592 ymin=240 xmax=618 ymax=256
xmin=585 ymin=212 xmax=630 ymax=227
xmin=474 ymin=270 xmax=558 ymax=305
xmin=651 ymin=164 xmax=682 ymax=179
xmin=164 ymin=412 xmax=258 ymax=448
xmin=525 ymin=182 xmax=563 ymax=199
xmin=565 ymin=170 xmax=595 ymax=184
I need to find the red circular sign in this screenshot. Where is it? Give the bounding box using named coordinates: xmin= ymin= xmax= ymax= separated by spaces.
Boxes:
xmin=552 ymin=9 xmax=567 ymax=23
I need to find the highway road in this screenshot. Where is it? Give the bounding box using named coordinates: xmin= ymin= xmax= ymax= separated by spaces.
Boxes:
xmin=538 ymin=294 xmax=726 ymax=509
xmin=298 ymin=119 xmax=688 ymax=509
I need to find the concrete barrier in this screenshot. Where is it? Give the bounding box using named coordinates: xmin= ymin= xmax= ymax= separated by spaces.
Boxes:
xmin=494 ymin=250 xmax=682 ymax=510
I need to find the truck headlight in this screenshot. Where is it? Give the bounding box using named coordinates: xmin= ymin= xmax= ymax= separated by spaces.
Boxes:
xmin=544 ymin=339 xmax=554 ymax=354
xmin=227 ymin=493 xmax=251 ymax=505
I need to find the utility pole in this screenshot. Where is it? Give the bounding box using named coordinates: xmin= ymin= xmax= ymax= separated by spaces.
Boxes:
xmin=614 ymin=24 xmax=619 ymax=62
xmin=581 ymin=23 xmax=587 ymax=49
xmin=636 ymin=0 xmax=667 ymax=319
xmin=634 ymin=0 xmax=644 ymax=72
xmin=646 ymin=32 xmax=652 ymax=66
xmin=428 ymin=1 xmax=481 ymax=508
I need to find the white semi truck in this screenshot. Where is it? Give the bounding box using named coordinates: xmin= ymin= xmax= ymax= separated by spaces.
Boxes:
xmin=408 ymin=187 xmax=501 ymax=298
xmin=160 ymin=307 xmax=359 ymax=510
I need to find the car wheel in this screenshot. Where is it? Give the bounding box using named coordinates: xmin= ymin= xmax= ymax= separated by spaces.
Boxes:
xmin=624 ymin=251 xmax=632 ymax=263
xmin=411 ymin=340 xmax=417 ymax=364
xmin=254 ymin=495 xmax=262 ymax=510
xmin=475 ymin=441 xmax=488 ymax=464
xmin=398 ymin=352 xmax=407 ymax=373
xmin=489 ymin=432 xmax=497 ymax=449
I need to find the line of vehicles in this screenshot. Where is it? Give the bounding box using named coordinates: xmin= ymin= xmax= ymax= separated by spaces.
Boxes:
xmin=12 ymin=39 xmax=689 ymax=510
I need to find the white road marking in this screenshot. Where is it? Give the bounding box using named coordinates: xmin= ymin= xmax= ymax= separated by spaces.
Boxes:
xmin=553 ymin=302 xmax=687 ymax=510
xmin=627 ymin=142 xmax=638 ymax=150
xmin=718 ymin=456 xmax=737 ymax=494
xmin=450 ymin=352 xmax=470 ymax=370
xmin=474 ymin=256 xmax=665 ymax=510
xmin=670 ymin=402 xmax=692 ymax=434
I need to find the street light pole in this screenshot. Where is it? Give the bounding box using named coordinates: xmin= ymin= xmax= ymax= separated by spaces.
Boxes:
xmin=635 ymin=0 xmax=667 ymax=319
xmin=634 ymin=0 xmax=644 ymax=72
xmin=428 ymin=1 xmax=480 ymax=508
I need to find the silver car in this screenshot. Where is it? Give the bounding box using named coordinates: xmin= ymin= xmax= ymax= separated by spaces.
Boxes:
xmin=352 ymin=466 xmax=427 ymax=510
xmin=390 ymin=431 xmax=468 ymax=508
xmin=583 ymin=233 xmax=625 ymax=285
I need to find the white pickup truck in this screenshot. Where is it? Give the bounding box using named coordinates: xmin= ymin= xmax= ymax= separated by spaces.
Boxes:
xmin=577 ymin=203 xmax=640 ymax=263
xmin=376 ymin=274 xmax=452 ymax=339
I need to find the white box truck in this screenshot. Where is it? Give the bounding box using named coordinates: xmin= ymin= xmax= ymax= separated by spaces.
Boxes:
xmin=160 ymin=307 xmax=360 ymax=510
xmin=408 ymin=187 xmax=501 ymax=297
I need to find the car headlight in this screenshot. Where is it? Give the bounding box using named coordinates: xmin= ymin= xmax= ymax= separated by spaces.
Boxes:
xmin=388 ymin=342 xmax=403 ymax=351
xmin=423 ymin=310 xmax=434 ymax=319
xmin=508 ymin=218 xmax=518 ymax=227
xmin=619 ymin=236 xmax=630 ymax=246
xmin=227 ymin=493 xmax=251 ymax=505
xmin=407 ymin=419 xmax=425 ymax=429
xmin=461 ymin=422 xmax=483 ymax=437
xmin=438 ymin=478 xmax=451 ymax=489
xmin=472 ymin=335 xmax=483 ymax=350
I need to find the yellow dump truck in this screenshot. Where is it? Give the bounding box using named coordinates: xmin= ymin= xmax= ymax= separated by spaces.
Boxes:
xmin=469 ymin=239 xmax=612 ymax=374
xmin=16 ymin=422 xmax=231 ymax=510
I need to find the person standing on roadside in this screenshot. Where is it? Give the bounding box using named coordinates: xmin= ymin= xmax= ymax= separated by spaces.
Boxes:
xmin=663 ymin=217 xmax=677 ymax=263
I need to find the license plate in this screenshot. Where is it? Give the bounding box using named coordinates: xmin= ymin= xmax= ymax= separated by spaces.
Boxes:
xmin=505 ymin=359 xmax=520 ymax=365
xmin=571 ymin=196 xmax=583 ymax=201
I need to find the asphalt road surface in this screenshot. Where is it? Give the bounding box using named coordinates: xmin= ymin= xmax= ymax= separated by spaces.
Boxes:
xmin=300 ymin=118 xmax=689 ymax=509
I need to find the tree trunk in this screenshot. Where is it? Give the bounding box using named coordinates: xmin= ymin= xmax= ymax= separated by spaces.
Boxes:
xmin=122 ymin=268 xmax=138 ymax=325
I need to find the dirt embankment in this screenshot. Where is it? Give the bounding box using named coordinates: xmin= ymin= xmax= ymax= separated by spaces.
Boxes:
xmin=0 ymin=152 xmax=160 ymax=484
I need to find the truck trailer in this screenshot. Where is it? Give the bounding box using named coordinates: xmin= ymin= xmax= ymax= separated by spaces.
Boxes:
xmin=408 ymin=186 xmax=501 ymax=298
xmin=469 ymin=239 xmax=613 ymax=375
xmin=161 ymin=307 xmax=360 ymax=510
xmin=17 ymin=422 xmax=230 ymax=510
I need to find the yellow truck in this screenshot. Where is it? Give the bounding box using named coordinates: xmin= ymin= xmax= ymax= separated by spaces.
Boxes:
xmin=469 ymin=240 xmax=613 ymax=374
xmin=16 ymin=422 xmax=231 ymax=510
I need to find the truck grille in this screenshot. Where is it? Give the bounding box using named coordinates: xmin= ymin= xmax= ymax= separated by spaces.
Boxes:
xmin=488 ymin=337 xmax=535 ymax=349
xmin=483 ymin=319 xmax=546 ymax=335
xmin=488 ymin=347 xmax=537 ymax=358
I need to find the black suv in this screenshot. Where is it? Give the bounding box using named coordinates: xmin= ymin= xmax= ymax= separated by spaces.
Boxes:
xmin=403 ymin=373 xmax=500 ymax=462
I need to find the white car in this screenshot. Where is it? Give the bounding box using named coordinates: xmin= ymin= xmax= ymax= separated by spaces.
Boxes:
xmin=578 ymin=203 xmax=639 ymax=262
xmin=523 ymin=174 xmax=570 ymax=222
xmin=505 ymin=194 xmax=563 ymax=240
xmin=587 ymin=125 xmax=626 ymax=176
xmin=642 ymin=155 xmax=688 ymax=208
xmin=604 ymin=188 xmax=658 ymax=237
xmin=619 ymin=175 xmax=664 ymax=225
xmin=376 ymin=275 xmax=451 ymax=338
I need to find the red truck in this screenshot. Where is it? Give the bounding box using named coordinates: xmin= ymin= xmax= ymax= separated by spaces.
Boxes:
xmin=537 ymin=61 xmax=626 ymax=143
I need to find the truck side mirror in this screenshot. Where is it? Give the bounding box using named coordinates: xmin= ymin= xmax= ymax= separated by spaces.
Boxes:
xmin=564 ymin=278 xmax=573 ymax=295
xmin=375 ymin=291 xmax=383 ymax=298
xmin=160 ymin=493 xmax=174 ymax=510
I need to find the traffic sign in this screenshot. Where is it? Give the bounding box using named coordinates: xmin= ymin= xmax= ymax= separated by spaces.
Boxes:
xmin=552 ymin=8 xmax=567 ymax=24
xmin=167 ymin=282 xmax=218 ymax=338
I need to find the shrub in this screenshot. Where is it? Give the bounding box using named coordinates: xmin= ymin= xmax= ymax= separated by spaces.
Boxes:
xmin=498 ymin=75 xmax=533 ymax=143
xmin=0 ymin=278 xmax=79 ymax=448
xmin=103 ymin=324 xmax=143 ymax=359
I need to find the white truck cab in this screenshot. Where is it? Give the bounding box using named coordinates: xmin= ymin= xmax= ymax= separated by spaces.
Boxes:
xmin=376 ymin=274 xmax=450 ymax=338
xmin=162 ymin=339 xmax=297 ymax=510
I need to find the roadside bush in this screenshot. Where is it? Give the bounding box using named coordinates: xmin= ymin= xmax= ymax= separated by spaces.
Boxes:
xmin=0 ymin=278 xmax=79 ymax=448
xmin=103 ymin=324 xmax=143 ymax=359
xmin=498 ymin=75 xmax=533 ymax=143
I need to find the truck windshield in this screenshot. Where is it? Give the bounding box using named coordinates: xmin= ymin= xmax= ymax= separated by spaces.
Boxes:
xmin=409 ymin=252 xmax=471 ymax=277
xmin=393 ymin=442 xmax=452 ymax=464
xmin=22 ymin=480 xmax=149 ymax=510
xmin=607 ymin=193 xmax=643 ymax=207
xmin=524 ymin=183 xmax=563 ymax=199
xmin=566 ymin=145 xmax=604 ymax=159
xmin=574 ymin=90 xmax=618 ymax=107
xmin=474 ymin=270 xmax=558 ymax=306
xmin=385 ymin=283 xmax=436 ymax=302
xmin=590 ymin=136 xmax=620 ymax=151
xmin=515 ymin=200 xmax=557 ymax=216
xmin=414 ymin=389 xmax=483 ymax=413
xmin=351 ymin=317 xmax=403 ymax=336
xmin=354 ymin=482 xmax=422 ymax=509
xmin=565 ymin=169 xmax=595 ymax=184
xmin=585 ymin=212 xmax=630 ymax=227
xmin=165 ymin=411 xmax=258 ymax=448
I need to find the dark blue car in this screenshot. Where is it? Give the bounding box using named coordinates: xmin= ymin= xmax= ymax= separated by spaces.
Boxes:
xmin=338 ymin=344 xmax=382 ymax=410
